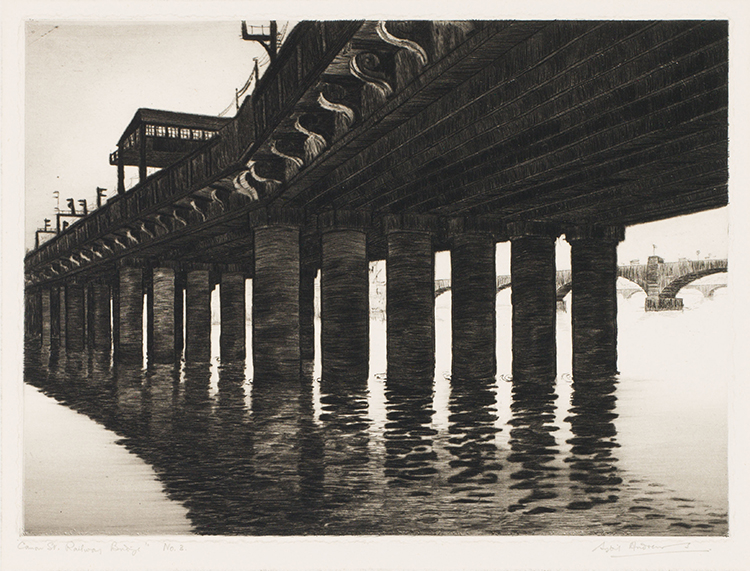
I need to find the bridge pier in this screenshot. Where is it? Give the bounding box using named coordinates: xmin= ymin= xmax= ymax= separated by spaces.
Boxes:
xmin=116 ymin=265 xmax=143 ymax=363
xmin=385 ymin=215 xmax=436 ymax=384
xmin=567 ymin=226 xmax=624 ymax=379
xmin=220 ymin=271 xmax=246 ymax=362
xmin=251 ymin=209 xmax=302 ymax=380
xmin=66 ymin=283 xmax=86 ymax=353
xmin=41 ymin=288 xmax=52 ymax=346
xmin=299 ymin=267 xmax=316 ymax=361
xmin=148 ymin=266 xmax=181 ymax=363
xmin=89 ymin=282 xmax=112 ymax=352
xmin=24 ymin=290 xmax=41 ymax=345
xmin=185 ymin=268 xmax=211 ymax=363
xmin=450 ymin=225 xmax=496 ymax=381
xmin=50 ymin=287 xmax=61 ymax=341
xmin=58 ymin=286 xmax=67 ymax=347
xmin=320 ymin=212 xmax=370 ymax=382
xmin=509 ymin=223 xmax=558 ymax=383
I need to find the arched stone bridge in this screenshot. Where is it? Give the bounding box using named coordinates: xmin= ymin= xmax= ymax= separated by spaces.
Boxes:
xmin=434 ymin=256 xmax=727 ymax=310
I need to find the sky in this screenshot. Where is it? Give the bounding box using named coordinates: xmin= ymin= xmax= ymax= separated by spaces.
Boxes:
xmin=23 ymin=20 xmax=730 ymax=267
xmin=24 ymin=21 xmax=269 ymax=250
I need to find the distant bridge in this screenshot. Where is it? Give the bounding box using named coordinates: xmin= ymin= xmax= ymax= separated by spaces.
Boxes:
xmin=434 ymin=256 xmax=728 ymax=310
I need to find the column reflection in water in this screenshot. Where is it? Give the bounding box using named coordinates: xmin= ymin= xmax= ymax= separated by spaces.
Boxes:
xmin=114 ymin=362 xmax=147 ymax=437
xmin=296 ymin=362 xmax=326 ymax=529
xmin=318 ymin=367 xmax=373 ymax=530
xmin=384 ymin=376 xmax=438 ymax=492
xmin=564 ymin=376 xmax=622 ymax=512
xmin=506 ymin=382 xmax=561 ymax=514
xmin=172 ymin=362 xmax=218 ymax=532
xmin=143 ymin=364 xmax=179 ymax=462
xmin=78 ymin=350 xmax=115 ymax=422
xmin=248 ymin=374 xmax=305 ymax=533
xmin=211 ymin=363 xmax=256 ymax=533
xmin=446 ymin=376 xmax=502 ymax=503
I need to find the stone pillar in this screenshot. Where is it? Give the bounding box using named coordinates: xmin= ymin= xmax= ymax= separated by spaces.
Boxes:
xmin=85 ymin=285 xmax=95 ymax=349
xmin=220 ymin=271 xmax=246 ymax=362
xmin=116 ymin=265 xmax=143 ymax=363
xmin=175 ymin=272 xmax=184 ymax=360
xmin=41 ymin=289 xmax=52 ymax=346
xmin=320 ymin=211 xmax=370 ymax=382
xmin=50 ymin=287 xmax=61 ymax=340
xmin=90 ymin=283 xmax=112 ymax=352
xmin=251 ymin=208 xmax=302 ymax=380
xmin=509 ymin=223 xmax=559 ymax=383
xmin=58 ymin=286 xmax=67 ymax=347
xmin=25 ymin=290 xmax=42 ymax=344
xmin=299 ymin=267 xmax=316 ymax=361
xmin=149 ymin=267 xmax=180 ymax=363
xmin=66 ymin=284 xmax=86 ymax=353
xmin=185 ymin=269 xmax=211 ymax=363
xmin=385 ymin=215 xmax=436 ymax=384
xmin=450 ymin=221 xmax=498 ymax=381
xmin=567 ymin=226 xmax=624 ymax=380
xmin=645 ymin=255 xmax=664 ymax=311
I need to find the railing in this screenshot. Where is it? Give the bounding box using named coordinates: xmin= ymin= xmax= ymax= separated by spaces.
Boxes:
xmin=26 ymin=21 xmax=362 ymax=273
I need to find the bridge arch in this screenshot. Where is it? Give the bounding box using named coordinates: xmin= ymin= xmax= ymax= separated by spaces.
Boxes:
xmin=555 ymin=275 xmax=649 ymax=303
xmin=660 ymin=267 xmax=728 ymax=299
xmin=707 ymin=283 xmax=728 ymax=298
xmin=434 ymin=276 xmax=513 ymax=299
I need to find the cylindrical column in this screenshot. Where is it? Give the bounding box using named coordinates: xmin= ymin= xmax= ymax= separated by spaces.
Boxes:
xmin=321 ymin=229 xmax=369 ymax=382
xmin=149 ymin=267 xmax=180 ymax=363
xmin=299 ymin=267 xmax=316 ymax=361
xmin=568 ymin=227 xmax=624 ymax=379
xmin=510 ymin=227 xmax=557 ymax=383
xmin=90 ymin=283 xmax=112 ymax=352
xmin=220 ymin=272 xmax=246 ymax=362
xmin=41 ymin=289 xmax=52 ymax=346
xmin=58 ymin=286 xmax=67 ymax=347
xmin=50 ymin=287 xmax=61 ymax=340
xmin=253 ymin=220 xmax=300 ymax=381
xmin=116 ymin=266 xmax=143 ymax=363
xmin=386 ymin=223 xmax=435 ymax=384
xmin=66 ymin=284 xmax=86 ymax=353
xmin=451 ymin=233 xmax=496 ymax=380
xmin=185 ymin=269 xmax=211 ymax=363
xmin=25 ymin=289 xmax=42 ymax=344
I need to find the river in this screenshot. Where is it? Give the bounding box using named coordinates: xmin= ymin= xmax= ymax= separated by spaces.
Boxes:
xmin=23 ymin=282 xmax=729 ymax=536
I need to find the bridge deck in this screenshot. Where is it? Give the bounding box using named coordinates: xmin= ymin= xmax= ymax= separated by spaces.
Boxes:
xmin=25 ymin=21 xmax=727 ymax=287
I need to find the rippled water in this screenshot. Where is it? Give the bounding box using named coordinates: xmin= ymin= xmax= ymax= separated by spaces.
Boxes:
xmin=23 ymin=289 xmax=729 ymax=535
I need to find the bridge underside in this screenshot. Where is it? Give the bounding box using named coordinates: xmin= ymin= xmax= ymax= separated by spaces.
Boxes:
xmin=25 ymin=20 xmax=728 ymax=383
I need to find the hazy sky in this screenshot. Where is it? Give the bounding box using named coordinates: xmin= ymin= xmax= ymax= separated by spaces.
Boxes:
xmin=25 ymin=21 xmax=267 ymax=249
xmin=24 ymin=20 xmax=729 ymax=266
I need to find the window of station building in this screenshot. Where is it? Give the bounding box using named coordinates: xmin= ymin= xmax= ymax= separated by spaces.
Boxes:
xmin=167 ymin=126 xmax=179 ymax=138
xmin=205 ymin=131 xmax=217 ymax=139
xmin=123 ymin=132 xmax=136 ymax=149
xmin=155 ymin=125 xmax=166 ymax=137
xmin=145 ymin=124 xmax=155 ymax=136
xmin=192 ymin=129 xmax=204 ymax=140
xmin=180 ymin=128 xmax=191 ymax=140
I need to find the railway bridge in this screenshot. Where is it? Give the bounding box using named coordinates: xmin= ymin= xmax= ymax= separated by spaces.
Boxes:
xmin=25 ymin=20 xmax=728 ymax=383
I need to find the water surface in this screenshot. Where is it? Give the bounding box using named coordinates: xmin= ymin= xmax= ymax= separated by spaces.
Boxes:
xmin=23 ymin=289 xmax=728 ymax=535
